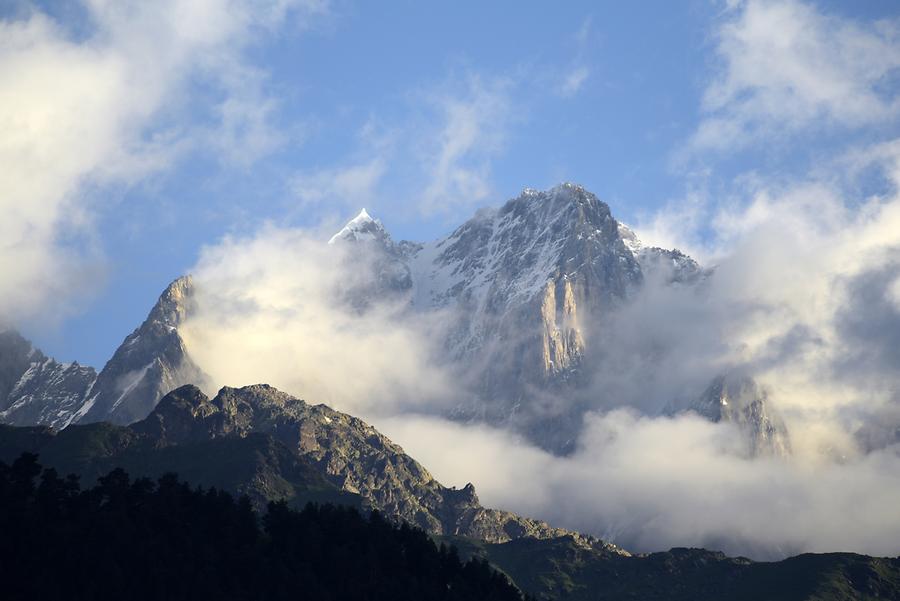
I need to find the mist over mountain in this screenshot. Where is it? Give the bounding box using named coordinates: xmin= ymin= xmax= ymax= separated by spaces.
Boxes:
xmin=4 ymin=181 xmax=900 ymax=559
xmin=5 ymin=1 xmax=900 ymax=598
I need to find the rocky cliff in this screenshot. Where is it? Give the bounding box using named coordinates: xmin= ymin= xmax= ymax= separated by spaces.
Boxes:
xmin=78 ymin=276 xmax=208 ymax=425
xmin=0 ymin=330 xmax=96 ymax=429
xmin=137 ymin=383 xmax=626 ymax=550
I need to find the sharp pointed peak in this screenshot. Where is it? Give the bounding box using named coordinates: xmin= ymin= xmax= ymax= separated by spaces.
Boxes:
xmin=329 ymin=207 xmax=390 ymax=245
xmin=146 ymin=275 xmax=195 ymax=328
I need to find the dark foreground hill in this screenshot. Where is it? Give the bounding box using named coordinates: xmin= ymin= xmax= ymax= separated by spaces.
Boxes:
xmin=1 ymin=385 xmax=899 ymax=600
xmin=0 ymin=454 xmax=527 ymax=601
xmin=0 ymin=383 xmax=615 ymax=548
xmin=449 ymin=535 xmax=900 ymax=601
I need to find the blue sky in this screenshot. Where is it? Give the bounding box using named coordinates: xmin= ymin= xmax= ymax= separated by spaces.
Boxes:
xmin=3 ymin=0 xmax=900 ymax=366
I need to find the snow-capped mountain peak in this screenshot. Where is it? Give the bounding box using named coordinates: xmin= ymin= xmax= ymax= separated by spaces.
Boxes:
xmin=617 ymin=223 xmax=643 ymax=254
xmin=329 ymin=208 xmax=389 ymax=245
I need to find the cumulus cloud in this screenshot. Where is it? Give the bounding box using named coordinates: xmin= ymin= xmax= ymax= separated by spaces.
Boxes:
xmin=179 ymin=225 xmax=454 ymax=417
xmin=0 ymin=0 xmax=324 ymax=325
xmin=613 ymin=161 xmax=900 ymax=455
xmin=691 ymin=0 xmax=900 ymax=151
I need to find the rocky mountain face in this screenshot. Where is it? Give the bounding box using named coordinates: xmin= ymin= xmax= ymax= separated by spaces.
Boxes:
xmin=78 ymin=276 xmax=208 ymax=425
xmin=138 ymin=384 xmax=625 ymax=549
xmin=409 ymin=186 xmax=641 ymax=445
xmin=0 ymin=382 xmax=626 ymax=553
xmin=332 ymin=183 xmax=783 ymax=455
xmin=0 ymin=330 xmax=96 ymax=429
xmin=671 ymin=375 xmax=792 ymax=457
xmin=1 ymin=183 xmax=791 ymax=459
xmin=0 ymin=277 xmax=207 ymax=430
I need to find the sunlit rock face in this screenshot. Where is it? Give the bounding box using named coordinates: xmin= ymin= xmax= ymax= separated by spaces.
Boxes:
xmin=397 ymin=184 xmax=646 ymax=452
xmin=77 ymin=275 xmax=209 ymax=425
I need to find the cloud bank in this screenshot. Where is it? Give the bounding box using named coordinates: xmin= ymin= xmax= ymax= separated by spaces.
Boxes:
xmin=179 ymin=225 xmax=455 ymax=417
xmin=0 ymin=0 xmax=324 ymax=325
xmin=173 ymin=2 xmax=900 ymax=560
xmin=380 ymin=410 xmax=900 ymax=559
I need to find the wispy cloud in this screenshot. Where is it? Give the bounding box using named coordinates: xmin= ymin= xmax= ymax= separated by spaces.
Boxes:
xmin=690 ymin=0 xmax=900 ymax=152
xmin=557 ymin=16 xmax=592 ymax=98
xmin=0 ymin=0 xmax=326 ymax=326
xmin=418 ymin=75 xmax=513 ymax=215
xmin=290 ymin=159 xmax=386 ymax=207
xmin=559 ymin=66 xmax=590 ymax=98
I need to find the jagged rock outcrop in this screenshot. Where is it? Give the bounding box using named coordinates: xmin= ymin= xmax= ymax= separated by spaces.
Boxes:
xmin=136 ymin=383 xmax=627 ymax=551
xmin=0 ymin=278 xmax=207 ymax=429
xmin=0 ymin=330 xmax=96 ymax=429
xmin=78 ymin=276 xmax=209 ymax=425
xmin=0 ymin=381 xmax=627 ymax=553
xmin=668 ymin=375 xmax=792 ymax=457
xmin=400 ymin=185 xmax=644 ymax=452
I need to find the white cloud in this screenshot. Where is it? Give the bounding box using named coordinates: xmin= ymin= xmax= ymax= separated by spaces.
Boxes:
xmin=559 ymin=66 xmax=589 ymax=98
xmin=290 ymin=159 xmax=386 ymax=207
xmin=0 ymin=0 xmax=325 ymax=325
xmin=380 ymin=411 xmax=900 ymax=559
xmin=557 ymin=16 xmax=592 ymax=98
xmin=418 ymin=75 xmax=513 ymax=215
xmin=691 ymin=0 xmax=900 ymax=151
xmin=179 ymin=225 xmax=454 ymax=417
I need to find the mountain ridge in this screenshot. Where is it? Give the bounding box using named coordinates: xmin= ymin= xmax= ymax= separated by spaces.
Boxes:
xmin=0 ymin=381 xmax=626 ymax=553
xmin=1 ymin=182 xmax=792 ymax=459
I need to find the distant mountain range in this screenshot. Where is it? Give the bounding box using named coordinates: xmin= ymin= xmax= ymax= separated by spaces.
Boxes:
xmin=0 ymin=183 xmax=790 ymax=457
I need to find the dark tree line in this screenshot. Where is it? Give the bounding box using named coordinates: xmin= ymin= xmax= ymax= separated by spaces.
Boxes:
xmin=0 ymin=453 xmax=528 ymax=601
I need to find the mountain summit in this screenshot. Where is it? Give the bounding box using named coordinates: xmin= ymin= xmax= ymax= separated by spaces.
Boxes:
xmin=328 ymin=208 xmax=390 ymax=245
xmin=2 ymin=183 xmax=789 ymax=458
xmin=78 ymin=275 xmax=208 ymax=425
